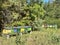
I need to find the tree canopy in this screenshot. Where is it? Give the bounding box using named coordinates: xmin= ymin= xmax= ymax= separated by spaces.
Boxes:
xmin=0 ymin=0 xmax=60 ymax=30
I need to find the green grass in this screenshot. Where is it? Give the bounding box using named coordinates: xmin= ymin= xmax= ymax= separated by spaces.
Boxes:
xmin=0 ymin=29 xmax=60 ymax=45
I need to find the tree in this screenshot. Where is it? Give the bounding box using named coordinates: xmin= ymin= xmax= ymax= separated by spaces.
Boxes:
xmin=44 ymin=0 xmax=60 ymax=28
xmin=28 ymin=1 xmax=45 ymax=30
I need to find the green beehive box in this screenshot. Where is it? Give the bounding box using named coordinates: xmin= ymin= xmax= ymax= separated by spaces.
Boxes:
xmin=27 ymin=27 xmax=31 ymax=31
xmin=24 ymin=26 xmax=32 ymax=32
xmin=17 ymin=28 xmax=20 ymax=33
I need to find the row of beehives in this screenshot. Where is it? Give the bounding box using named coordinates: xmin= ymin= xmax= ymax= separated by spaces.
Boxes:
xmin=2 ymin=26 xmax=32 ymax=34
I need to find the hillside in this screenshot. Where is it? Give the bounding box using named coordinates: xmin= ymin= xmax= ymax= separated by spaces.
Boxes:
xmin=0 ymin=29 xmax=60 ymax=45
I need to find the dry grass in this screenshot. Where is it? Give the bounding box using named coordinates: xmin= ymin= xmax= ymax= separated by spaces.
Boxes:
xmin=0 ymin=29 xmax=60 ymax=45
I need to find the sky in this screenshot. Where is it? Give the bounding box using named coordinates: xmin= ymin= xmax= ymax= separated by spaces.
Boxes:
xmin=44 ymin=0 xmax=49 ymax=2
xmin=27 ymin=0 xmax=50 ymax=4
xmin=27 ymin=0 xmax=49 ymax=3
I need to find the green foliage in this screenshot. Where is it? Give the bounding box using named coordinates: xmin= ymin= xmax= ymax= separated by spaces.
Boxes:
xmin=33 ymin=19 xmax=44 ymax=30
xmin=44 ymin=0 xmax=60 ymax=28
xmin=29 ymin=3 xmax=45 ymax=30
xmin=0 ymin=0 xmax=60 ymax=29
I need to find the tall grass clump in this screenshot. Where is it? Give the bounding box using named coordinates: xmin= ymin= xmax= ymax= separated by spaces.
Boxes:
xmin=33 ymin=19 xmax=44 ymax=31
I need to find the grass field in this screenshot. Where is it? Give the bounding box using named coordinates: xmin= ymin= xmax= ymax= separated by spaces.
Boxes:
xmin=0 ymin=28 xmax=60 ymax=45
